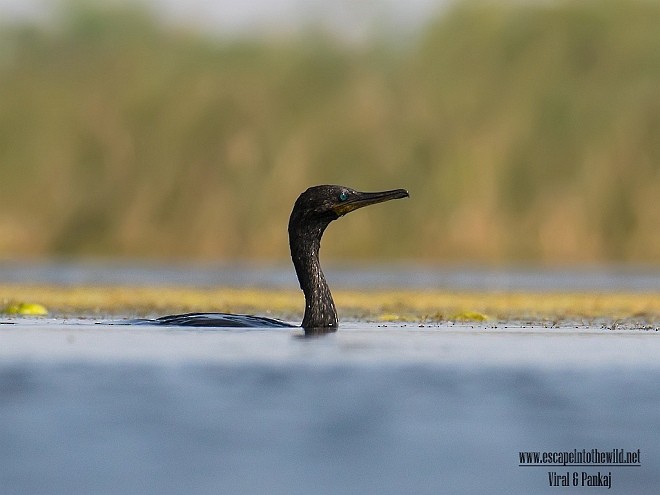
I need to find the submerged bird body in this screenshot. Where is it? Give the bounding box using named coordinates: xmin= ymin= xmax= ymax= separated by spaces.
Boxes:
xmin=139 ymin=185 xmax=408 ymax=330
xmin=147 ymin=312 xmax=292 ymax=328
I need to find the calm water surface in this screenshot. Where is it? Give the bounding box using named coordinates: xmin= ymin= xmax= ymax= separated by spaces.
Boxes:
xmin=1 ymin=260 xmax=659 ymax=291
xmin=1 ymin=318 xmax=659 ymax=494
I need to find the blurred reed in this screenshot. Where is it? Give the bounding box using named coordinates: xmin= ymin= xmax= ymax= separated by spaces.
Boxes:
xmin=0 ymin=0 xmax=658 ymax=263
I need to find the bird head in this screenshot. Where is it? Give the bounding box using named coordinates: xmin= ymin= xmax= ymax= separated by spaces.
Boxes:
xmin=290 ymin=185 xmax=409 ymax=227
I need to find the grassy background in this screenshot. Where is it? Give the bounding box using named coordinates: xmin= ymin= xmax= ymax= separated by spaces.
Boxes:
xmin=0 ymin=0 xmax=659 ymax=264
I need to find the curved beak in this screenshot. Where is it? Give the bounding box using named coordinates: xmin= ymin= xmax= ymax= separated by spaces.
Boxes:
xmin=332 ymin=188 xmax=409 ymax=217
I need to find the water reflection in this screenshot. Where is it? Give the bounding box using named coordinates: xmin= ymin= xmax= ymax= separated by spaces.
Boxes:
xmin=300 ymin=327 xmax=338 ymax=338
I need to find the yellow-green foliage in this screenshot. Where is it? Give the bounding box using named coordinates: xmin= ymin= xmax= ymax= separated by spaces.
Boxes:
xmin=0 ymin=284 xmax=657 ymax=324
xmin=0 ymin=0 xmax=659 ymax=262
xmin=2 ymin=302 xmax=48 ymax=316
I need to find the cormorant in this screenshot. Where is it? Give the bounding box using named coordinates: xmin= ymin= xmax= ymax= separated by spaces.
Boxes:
xmin=137 ymin=185 xmax=408 ymax=332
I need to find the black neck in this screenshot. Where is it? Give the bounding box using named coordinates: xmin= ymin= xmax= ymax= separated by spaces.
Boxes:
xmin=289 ymin=220 xmax=338 ymax=329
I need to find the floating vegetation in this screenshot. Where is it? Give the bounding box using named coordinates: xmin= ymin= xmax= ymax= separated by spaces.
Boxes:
xmin=0 ymin=285 xmax=657 ymax=328
xmin=1 ymin=302 xmax=49 ymax=316
xmin=451 ymin=311 xmax=489 ymax=322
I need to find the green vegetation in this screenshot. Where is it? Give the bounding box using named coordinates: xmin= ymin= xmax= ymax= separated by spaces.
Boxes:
xmin=0 ymin=0 xmax=659 ymax=263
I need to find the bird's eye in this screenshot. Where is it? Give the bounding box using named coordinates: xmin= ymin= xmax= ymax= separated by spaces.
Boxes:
xmin=339 ymin=191 xmax=349 ymax=202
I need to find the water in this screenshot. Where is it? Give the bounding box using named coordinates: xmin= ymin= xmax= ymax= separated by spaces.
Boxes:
xmin=1 ymin=262 xmax=658 ymax=493
xmin=2 ymin=319 xmax=660 ymax=494
xmin=1 ymin=260 xmax=659 ymax=292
